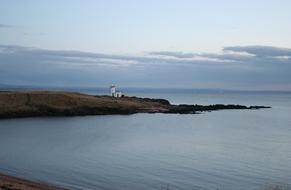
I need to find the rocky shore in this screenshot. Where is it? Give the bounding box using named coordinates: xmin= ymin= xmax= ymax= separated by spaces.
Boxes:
xmin=0 ymin=91 xmax=270 ymax=119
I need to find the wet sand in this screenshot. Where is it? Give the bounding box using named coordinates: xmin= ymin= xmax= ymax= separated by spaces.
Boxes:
xmin=0 ymin=173 xmax=68 ymax=190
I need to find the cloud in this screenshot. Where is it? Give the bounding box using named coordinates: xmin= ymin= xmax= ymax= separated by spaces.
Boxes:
xmin=0 ymin=45 xmax=236 ymax=67
xmin=0 ymin=45 xmax=138 ymax=66
xmin=148 ymin=51 xmax=195 ymax=58
xmin=224 ymin=46 xmax=291 ymax=58
xmin=0 ymin=24 xmax=11 ymax=28
xmin=0 ymin=44 xmax=291 ymax=90
xmin=1 ymin=44 xmax=290 ymax=68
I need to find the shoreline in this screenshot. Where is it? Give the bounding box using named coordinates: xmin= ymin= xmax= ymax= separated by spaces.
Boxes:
xmin=0 ymin=91 xmax=271 ymax=119
xmin=0 ymin=172 xmax=68 ymax=190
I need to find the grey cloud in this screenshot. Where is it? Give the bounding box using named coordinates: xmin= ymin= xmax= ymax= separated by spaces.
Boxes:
xmin=0 ymin=45 xmax=234 ymax=67
xmin=1 ymin=44 xmax=291 ymax=90
xmin=0 ymin=24 xmax=11 ymax=28
xmin=224 ymin=46 xmax=291 ymax=58
xmin=148 ymin=51 xmax=195 ymax=58
xmin=1 ymin=44 xmax=291 ymax=67
xmin=0 ymin=45 xmax=137 ymax=66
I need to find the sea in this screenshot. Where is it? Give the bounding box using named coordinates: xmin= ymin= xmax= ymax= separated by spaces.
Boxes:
xmin=0 ymin=89 xmax=291 ymax=190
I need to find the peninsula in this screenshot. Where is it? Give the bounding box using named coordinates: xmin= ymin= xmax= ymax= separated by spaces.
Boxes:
xmin=0 ymin=91 xmax=270 ymax=119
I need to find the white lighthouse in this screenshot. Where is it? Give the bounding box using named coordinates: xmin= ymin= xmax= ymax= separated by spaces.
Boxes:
xmin=110 ymin=85 xmax=116 ymax=97
xmin=109 ymin=85 xmax=123 ymax=98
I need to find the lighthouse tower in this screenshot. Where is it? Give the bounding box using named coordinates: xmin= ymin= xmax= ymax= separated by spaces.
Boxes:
xmin=110 ymin=85 xmax=116 ymax=97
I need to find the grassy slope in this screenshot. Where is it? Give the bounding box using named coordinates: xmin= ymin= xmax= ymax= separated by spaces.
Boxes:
xmin=0 ymin=91 xmax=169 ymax=118
xmin=0 ymin=91 xmax=270 ymax=119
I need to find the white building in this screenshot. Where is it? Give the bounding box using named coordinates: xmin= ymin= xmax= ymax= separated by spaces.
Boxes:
xmin=115 ymin=91 xmax=122 ymax=98
xmin=109 ymin=85 xmax=123 ymax=98
xmin=110 ymin=85 xmax=116 ymax=97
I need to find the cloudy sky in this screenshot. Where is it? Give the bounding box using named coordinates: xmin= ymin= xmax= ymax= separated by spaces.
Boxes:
xmin=1 ymin=0 xmax=291 ymax=90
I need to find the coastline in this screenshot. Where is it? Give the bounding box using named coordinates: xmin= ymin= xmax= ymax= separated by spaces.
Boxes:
xmin=0 ymin=172 xmax=68 ymax=190
xmin=0 ymin=91 xmax=270 ymax=119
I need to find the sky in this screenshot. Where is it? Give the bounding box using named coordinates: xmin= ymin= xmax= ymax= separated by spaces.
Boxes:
xmin=0 ymin=0 xmax=291 ymax=90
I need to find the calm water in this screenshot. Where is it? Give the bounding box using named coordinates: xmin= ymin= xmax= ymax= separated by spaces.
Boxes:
xmin=0 ymin=92 xmax=291 ymax=190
